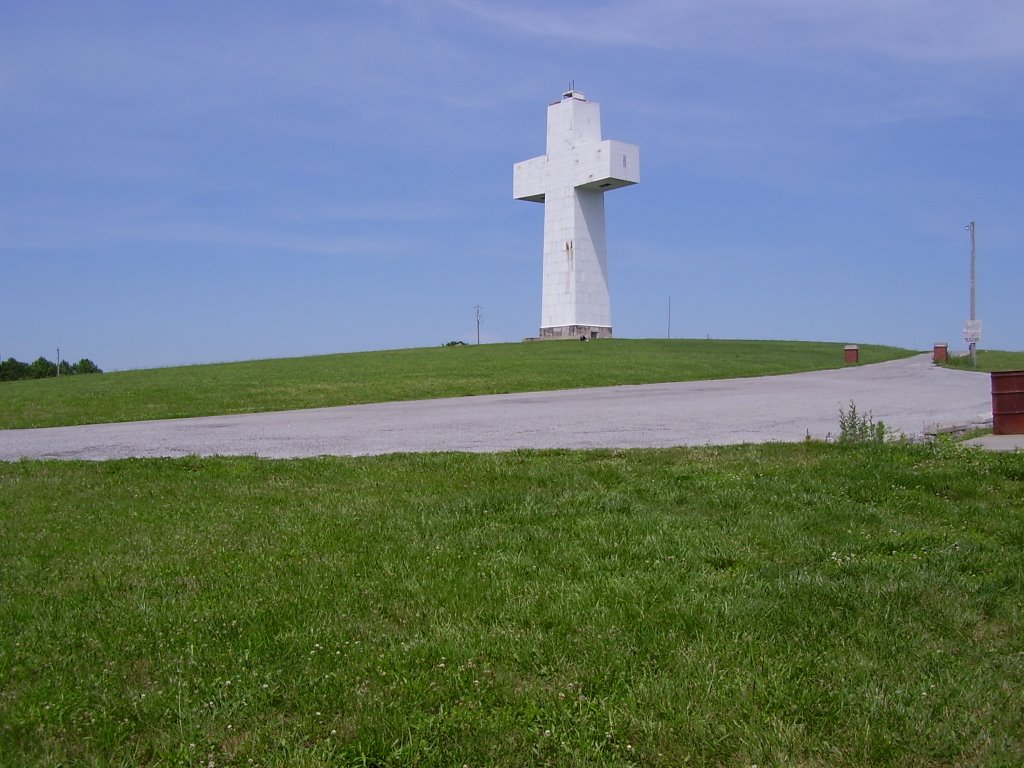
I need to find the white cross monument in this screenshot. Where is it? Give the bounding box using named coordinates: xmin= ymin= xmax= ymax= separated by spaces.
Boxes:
xmin=514 ymin=90 xmax=639 ymax=339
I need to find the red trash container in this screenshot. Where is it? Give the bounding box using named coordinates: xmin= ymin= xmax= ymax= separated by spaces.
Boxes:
xmin=991 ymin=370 xmax=1024 ymax=435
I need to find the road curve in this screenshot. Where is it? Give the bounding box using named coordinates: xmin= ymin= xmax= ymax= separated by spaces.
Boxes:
xmin=0 ymin=355 xmax=993 ymax=461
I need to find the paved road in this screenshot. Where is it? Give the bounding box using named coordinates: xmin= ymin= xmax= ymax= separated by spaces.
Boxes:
xmin=0 ymin=354 xmax=995 ymax=461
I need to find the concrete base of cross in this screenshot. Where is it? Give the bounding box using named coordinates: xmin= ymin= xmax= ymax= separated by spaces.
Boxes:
xmin=539 ymin=325 xmax=613 ymax=340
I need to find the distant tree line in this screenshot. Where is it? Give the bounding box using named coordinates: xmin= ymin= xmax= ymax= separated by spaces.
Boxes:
xmin=0 ymin=356 xmax=102 ymax=382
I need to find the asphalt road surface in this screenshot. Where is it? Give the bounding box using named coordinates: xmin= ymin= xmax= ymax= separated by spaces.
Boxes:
xmin=0 ymin=354 xmax=994 ymax=461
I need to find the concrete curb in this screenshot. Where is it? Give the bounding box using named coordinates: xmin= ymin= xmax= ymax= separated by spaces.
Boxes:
xmin=963 ymin=434 xmax=1024 ymax=452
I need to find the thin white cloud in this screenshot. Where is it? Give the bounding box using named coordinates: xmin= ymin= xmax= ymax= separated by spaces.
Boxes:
xmin=107 ymin=223 xmax=400 ymax=258
xmin=0 ymin=5 xmax=447 ymax=119
xmin=287 ymin=200 xmax=461 ymax=224
xmin=770 ymin=0 xmax=1024 ymax=62
xmin=446 ymin=0 xmax=1024 ymax=62
xmin=0 ymin=213 xmax=406 ymax=259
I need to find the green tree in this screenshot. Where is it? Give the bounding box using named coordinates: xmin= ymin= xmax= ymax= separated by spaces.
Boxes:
xmin=72 ymin=358 xmax=102 ymax=375
xmin=0 ymin=357 xmax=30 ymax=381
xmin=0 ymin=355 xmax=103 ymax=382
xmin=28 ymin=357 xmax=57 ymax=379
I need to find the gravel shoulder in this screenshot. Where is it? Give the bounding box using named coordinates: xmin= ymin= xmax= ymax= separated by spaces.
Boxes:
xmin=0 ymin=354 xmax=994 ymax=461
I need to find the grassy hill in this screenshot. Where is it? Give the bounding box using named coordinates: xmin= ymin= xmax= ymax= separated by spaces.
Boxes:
xmin=0 ymin=338 xmax=914 ymax=429
xmin=4 ymin=339 xmax=1020 ymax=766
xmin=943 ymin=349 xmax=1024 ymax=372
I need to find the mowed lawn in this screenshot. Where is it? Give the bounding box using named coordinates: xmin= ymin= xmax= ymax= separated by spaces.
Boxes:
xmin=944 ymin=349 xmax=1024 ymax=373
xmin=0 ymin=339 xmax=915 ymax=429
xmin=2 ymin=443 xmax=1022 ymax=766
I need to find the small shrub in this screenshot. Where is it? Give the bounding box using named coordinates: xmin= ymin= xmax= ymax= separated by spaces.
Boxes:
xmin=838 ymin=400 xmax=885 ymax=443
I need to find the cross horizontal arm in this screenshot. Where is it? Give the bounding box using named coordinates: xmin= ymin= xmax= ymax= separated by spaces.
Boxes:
xmin=513 ymin=155 xmax=547 ymax=202
xmin=570 ymin=140 xmax=639 ymax=191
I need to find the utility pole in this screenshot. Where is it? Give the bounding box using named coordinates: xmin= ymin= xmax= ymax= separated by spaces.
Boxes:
xmin=474 ymin=305 xmax=482 ymax=345
xmin=967 ymin=221 xmax=978 ymax=367
xmin=57 ymin=347 xmax=60 ymax=377
xmin=667 ymin=296 xmax=672 ymax=339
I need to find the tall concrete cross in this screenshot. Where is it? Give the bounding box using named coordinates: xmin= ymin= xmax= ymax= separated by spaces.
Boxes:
xmin=514 ymin=90 xmax=639 ymax=339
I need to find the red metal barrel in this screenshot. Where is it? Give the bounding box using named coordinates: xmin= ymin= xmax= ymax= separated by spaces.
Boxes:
xmin=991 ymin=370 xmax=1024 ymax=435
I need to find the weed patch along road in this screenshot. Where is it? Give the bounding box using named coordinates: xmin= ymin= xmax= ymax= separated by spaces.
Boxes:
xmin=0 ymin=354 xmax=991 ymax=460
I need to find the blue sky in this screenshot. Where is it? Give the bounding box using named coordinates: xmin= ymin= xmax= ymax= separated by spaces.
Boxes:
xmin=2 ymin=1 xmax=1021 ymax=371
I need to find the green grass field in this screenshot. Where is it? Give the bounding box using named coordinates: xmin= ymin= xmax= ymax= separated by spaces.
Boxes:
xmin=0 ymin=339 xmax=914 ymax=429
xmin=2 ymin=443 xmax=1022 ymax=767
xmin=944 ymin=349 xmax=1024 ymax=373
